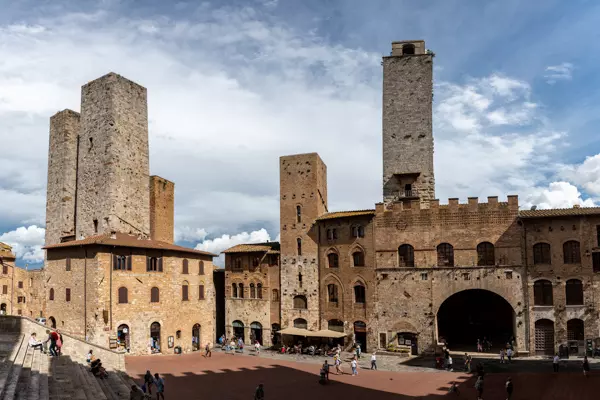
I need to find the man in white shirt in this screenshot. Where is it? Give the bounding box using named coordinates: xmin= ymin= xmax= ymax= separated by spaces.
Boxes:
xmin=553 ymin=354 xmax=559 ymax=372
xmin=29 ymin=333 xmax=44 ymax=352
xmin=351 ymin=358 xmax=358 ymax=375
xmin=370 ymin=353 xmax=377 ymax=370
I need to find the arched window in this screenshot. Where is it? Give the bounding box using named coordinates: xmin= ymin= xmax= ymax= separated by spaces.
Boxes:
xmin=437 ymin=243 xmax=454 ymax=267
xmin=250 ymin=283 xmax=256 ymax=299
xmin=327 ymin=229 xmax=338 ymax=240
xmin=533 ymin=243 xmax=551 ymax=265
xmin=566 ymin=279 xmax=584 ymax=305
xmin=272 ymin=289 xmax=279 ymax=301
xmin=199 ymin=261 xmax=205 ymax=275
xmin=296 ymin=205 xmax=301 ymax=223
xmin=150 ymin=287 xmax=159 ymax=303
xmin=327 ymin=283 xmax=339 ymax=304
xmin=182 ymin=281 xmax=189 ymax=301
xmin=402 ymin=44 xmax=415 ymax=55
xmin=297 ymin=238 xmax=302 ymax=256
xmin=232 ymin=283 xmax=238 ymax=298
xmin=118 ymin=287 xmax=128 ymax=304
xmin=327 ymin=253 xmax=339 ymax=268
xmin=199 ymin=284 xmax=205 ymax=300
xmin=477 ymin=242 xmax=495 ymax=266
xmin=353 ymin=251 xmax=365 ymax=267
xmin=354 ymin=283 xmax=366 ymax=304
xmin=328 ymin=319 xmax=344 ymax=333
xmin=398 ymin=244 xmax=414 ymax=268
xmin=234 ymin=258 xmax=242 ymax=270
xmin=257 ymin=283 xmax=263 ymax=299
xmin=293 ymin=295 xmax=307 ymax=309
xmin=534 ymin=280 xmax=553 ymax=306
xmin=567 ymin=319 xmax=584 ymax=341
xmin=49 ymin=288 xmax=54 ymax=301
xmin=182 ymin=259 xmax=189 ymax=274
xmin=563 ymin=241 xmax=581 ymax=264
xmin=293 ymin=318 xmax=307 ymax=329
xmin=239 ymin=283 xmax=244 ymax=299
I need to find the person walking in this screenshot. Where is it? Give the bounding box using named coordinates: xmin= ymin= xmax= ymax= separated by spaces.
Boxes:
xmin=553 ymin=353 xmax=559 ymax=372
xmin=477 ymin=339 xmax=483 ymax=353
xmin=205 ymin=342 xmax=212 ymax=358
xmin=447 ymin=355 xmax=453 ymax=371
xmin=154 ymin=373 xmax=165 ymax=400
xmin=322 ymin=360 xmax=330 ymax=381
xmin=44 ymin=330 xmax=58 ymax=356
xmin=334 ymin=354 xmax=342 ymax=375
xmin=505 ymin=377 xmax=513 ymax=400
xmin=254 ymin=341 xmax=261 ymax=356
xmin=351 ymin=357 xmax=358 ymax=376
xmin=583 ymin=355 xmax=590 ymax=378
xmin=506 ymin=347 xmax=513 ymax=363
xmin=56 ymin=330 xmax=63 ymax=355
xmin=254 ymin=383 xmax=264 ymax=400
xmin=370 ymin=352 xmax=377 ymax=370
xmin=464 ymin=353 xmax=471 ymax=373
xmin=143 ymin=370 xmax=154 ymax=395
xmin=499 ymin=348 xmax=505 ymax=364
xmin=230 ymin=339 xmax=236 ymax=355
xmin=356 ymin=344 xmax=361 ymax=359
xmin=475 ymin=376 xmax=484 ymax=400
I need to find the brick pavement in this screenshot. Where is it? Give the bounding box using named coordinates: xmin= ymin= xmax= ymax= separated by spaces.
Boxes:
xmin=125 ymin=351 xmax=600 ymax=399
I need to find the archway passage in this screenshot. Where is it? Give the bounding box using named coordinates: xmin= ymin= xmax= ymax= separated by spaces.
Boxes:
xmin=150 ymin=322 xmax=161 ymax=353
xmin=49 ymin=316 xmax=57 ymax=329
xmin=251 ymin=322 xmax=263 ymax=345
xmin=354 ymin=321 xmax=367 ymax=352
xmin=271 ymin=323 xmax=280 ymax=345
xmin=192 ymin=323 xmax=201 ymax=351
xmin=232 ymin=320 xmax=244 ymax=340
xmin=117 ymin=324 xmax=130 ymax=351
xmin=0 ymin=303 xmax=6 ymax=315
xmin=437 ymin=289 xmax=515 ymax=351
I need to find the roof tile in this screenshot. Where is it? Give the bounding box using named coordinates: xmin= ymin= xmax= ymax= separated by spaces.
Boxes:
xmin=519 ymin=207 xmax=600 ymax=218
xmin=314 ymin=210 xmax=376 ymax=221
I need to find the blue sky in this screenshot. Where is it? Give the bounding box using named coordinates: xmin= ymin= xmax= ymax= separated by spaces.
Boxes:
xmin=1 ymin=0 xmax=600 ymax=267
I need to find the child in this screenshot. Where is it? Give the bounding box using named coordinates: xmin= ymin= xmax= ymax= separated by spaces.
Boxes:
xmin=351 ymin=358 xmax=358 ymax=376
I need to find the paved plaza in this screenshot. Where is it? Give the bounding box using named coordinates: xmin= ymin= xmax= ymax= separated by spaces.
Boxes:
xmin=125 ymin=350 xmax=600 ymax=399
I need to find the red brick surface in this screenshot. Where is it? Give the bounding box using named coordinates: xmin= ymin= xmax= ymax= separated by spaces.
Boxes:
xmin=125 ymin=352 xmax=598 ymax=399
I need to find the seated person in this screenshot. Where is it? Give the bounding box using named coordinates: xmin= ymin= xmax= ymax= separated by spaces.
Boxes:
xmin=29 ymin=333 xmax=44 ymax=352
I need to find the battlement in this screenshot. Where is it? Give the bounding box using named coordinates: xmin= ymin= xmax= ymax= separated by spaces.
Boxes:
xmin=376 ymin=195 xmax=519 ymax=213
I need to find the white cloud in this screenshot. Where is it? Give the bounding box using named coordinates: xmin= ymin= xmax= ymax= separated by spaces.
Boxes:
xmin=522 ymin=182 xmax=595 ymax=209
xmin=544 ymin=62 xmax=574 ymax=84
xmin=559 ymin=154 xmax=600 ymax=196
xmin=174 ymin=227 xmax=208 ymax=243
xmin=195 ymin=228 xmax=273 ymax=266
xmin=0 ymin=225 xmax=46 ymax=263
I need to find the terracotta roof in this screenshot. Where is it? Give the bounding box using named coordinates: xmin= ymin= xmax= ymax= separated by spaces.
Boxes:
xmin=314 ymin=210 xmax=376 ymax=221
xmin=519 ymin=207 xmax=600 ymax=218
xmin=43 ymin=232 xmax=216 ymax=257
xmin=221 ymin=242 xmax=280 ymax=254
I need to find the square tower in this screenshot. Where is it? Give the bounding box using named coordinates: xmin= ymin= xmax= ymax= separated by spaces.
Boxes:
xmin=75 ymin=73 xmax=150 ymax=238
xmin=382 ymin=40 xmax=435 ymax=205
xmin=279 ymin=153 xmax=327 ymax=331
xmin=45 ymin=109 xmax=80 ymax=245
xmin=149 ymin=175 xmax=175 ymax=244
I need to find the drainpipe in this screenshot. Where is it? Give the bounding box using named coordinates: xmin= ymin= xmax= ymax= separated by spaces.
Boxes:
xmin=84 ymin=247 xmax=87 ymax=341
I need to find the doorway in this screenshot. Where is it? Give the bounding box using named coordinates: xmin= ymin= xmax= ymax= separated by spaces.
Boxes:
xmin=535 ymin=319 xmax=555 ymax=356
xmin=0 ymin=303 xmax=6 ymax=315
xmin=49 ymin=316 xmax=57 ymax=329
xmin=117 ymin=324 xmax=130 ymax=351
xmin=192 ymin=323 xmax=201 ymax=351
xmin=354 ymin=321 xmax=367 ymax=352
xmin=232 ymin=320 xmax=244 ymax=341
xmin=271 ymin=323 xmax=280 ymax=345
xmin=150 ymin=322 xmax=161 ymax=352
xmin=251 ymin=322 xmax=263 ymax=345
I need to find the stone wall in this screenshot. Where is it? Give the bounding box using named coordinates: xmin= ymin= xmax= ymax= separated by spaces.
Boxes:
xmin=45 ymin=110 xmax=80 ymax=246
xmin=149 ymin=176 xmax=174 ymax=244
xmin=382 ymin=42 xmax=434 ymax=204
xmin=76 ymin=73 xmax=150 ymax=239
xmin=0 ymin=252 xmax=43 ymax=319
xmin=279 ymin=153 xmax=327 ymax=330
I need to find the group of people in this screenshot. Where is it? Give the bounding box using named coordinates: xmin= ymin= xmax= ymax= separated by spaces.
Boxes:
xmin=86 ymin=350 xmax=109 ymax=379
xmin=28 ymin=330 xmax=63 ymax=356
xmin=129 ymin=370 xmax=165 ymax=400
xmin=553 ymin=353 xmax=591 ymax=376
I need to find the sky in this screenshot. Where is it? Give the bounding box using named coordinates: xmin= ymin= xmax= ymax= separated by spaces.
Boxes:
xmin=2 ymin=0 xmax=600 ymax=268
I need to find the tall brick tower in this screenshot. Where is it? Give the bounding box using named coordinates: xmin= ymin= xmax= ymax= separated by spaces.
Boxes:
xmin=279 ymin=153 xmax=327 ymax=331
xmin=382 ymin=40 xmax=435 ymax=205
xmin=75 ymin=73 xmax=150 ymax=239
xmin=45 ymin=110 xmax=80 ymax=245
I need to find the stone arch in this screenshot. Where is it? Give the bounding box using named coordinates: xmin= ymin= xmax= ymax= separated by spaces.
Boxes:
xmin=391 ymin=320 xmax=418 ymax=334
xmin=322 ymin=273 xmax=345 ymax=292
xmin=326 ymin=247 xmax=340 ymax=268
xmin=352 ymin=275 xmax=369 ymax=290
xmin=347 ymin=243 xmax=366 ymax=257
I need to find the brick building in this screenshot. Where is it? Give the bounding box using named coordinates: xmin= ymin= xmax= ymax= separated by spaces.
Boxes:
xmin=0 ymin=243 xmax=44 ymax=318
xmin=228 ymin=40 xmax=600 ymax=356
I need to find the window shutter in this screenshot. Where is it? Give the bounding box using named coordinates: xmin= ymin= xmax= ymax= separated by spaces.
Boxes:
xmin=158 ymin=257 xmax=163 ymax=272
xmin=113 ymin=254 xmax=118 ymax=270
xmin=66 ymin=257 xmax=71 ymax=271
xmin=127 ymin=255 xmax=132 ymax=270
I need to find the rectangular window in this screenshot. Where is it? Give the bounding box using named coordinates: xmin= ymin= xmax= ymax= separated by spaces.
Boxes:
xmin=146 ymin=256 xmax=163 ymax=272
xmin=66 ymin=257 xmax=71 ymax=271
xmin=17 ymin=309 xmax=22 ymax=316
xmin=182 ymin=285 xmax=189 ymax=301
xmin=594 ymin=252 xmax=600 ymax=273
xmin=2 ymin=265 xmax=7 ymax=274
xmin=114 ymin=255 xmax=130 ymax=271
xmin=18 ymin=281 xmax=23 ymax=289
xmin=66 ymin=288 xmax=71 ymax=302
xmin=420 ymin=273 xmax=428 ymax=281
xmin=2 ymin=285 xmax=7 ymax=294
xmin=199 ymin=285 xmax=205 ymax=300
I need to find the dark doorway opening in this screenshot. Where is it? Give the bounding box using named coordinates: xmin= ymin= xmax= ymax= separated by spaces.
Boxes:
xmin=251 ymin=322 xmax=263 ymax=345
xmin=117 ymin=324 xmax=130 ymax=351
xmin=49 ymin=316 xmax=57 ymax=329
xmin=271 ymin=323 xmax=280 ymax=345
xmin=192 ymin=323 xmax=201 ymax=351
xmin=437 ymin=289 xmax=514 ymax=351
xmin=0 ymin=303 xmax=6 ymax=315
xmin=233 ymin=320 xmax=244 ymax=341
xmin=354 ymin=321 xmax=367 ymax=352
xmin=150 ymin=322 xmax=161 ymax=352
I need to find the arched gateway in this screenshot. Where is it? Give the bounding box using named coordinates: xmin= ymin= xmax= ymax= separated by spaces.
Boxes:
xmin=437 ymin=289 xmax=515 ymax=351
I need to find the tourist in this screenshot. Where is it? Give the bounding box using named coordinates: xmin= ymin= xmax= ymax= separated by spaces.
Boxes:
xmin=448 ymin=381 xmax=460 ymax=396
xmin=370 ymin=352 xmax=377 ymax=370
xmin=44 ymin=330 xmax=58 ymax=356
xmin=464 ymin=353 xmax=472 ymax=373
xmin=334 ymin=354 xmax=342 ymax=375
xmin=476 ymin=339 xmax=482 ymax=352
xmin=356 ymin=343 xmax=361 ymax=359
xmin=238 ymin=337 xmax=244 ymax=354
xmin=583 ymin=355 xmax=590 ymax=377
xmin=499 ymin=348 xmax=505 ymax=364
xmin=205 ymin=342 xmax=212 ymax=358
xmin=505 ymin=377 xmax=513 ymax=399
xmin=447 ymin=355 xmax=453 ymax=371
xmin=475 ymin=376 xmax=484 ymax=400
xmin=56 ymin=329 xmax=63 ymax=355
xmin=254 ymin=383 xmax=264 ymax=400
xmin=553 ymin=353 xmax=559 ymax=372
xmin=322 ymin=360 xmax=330 ymax=381
xmin=506 ymin=347 xmax=513 ymax=363
xmin=351 ymin=357 xmax=358 ymax=376
xmin=144 ymin=370 xmax=154 ymax=395
xmin=130 ymin=384 xmax=146 ymax=400
xmin=28 ymin=333 xmax=44 ymax=352
xmin=230 ymin=339 xmax=236 ymax=355
xmin=154 ymin=373 xmax=165 ymax=400
xmin=254 ymin=340 xmax=261 ymax=355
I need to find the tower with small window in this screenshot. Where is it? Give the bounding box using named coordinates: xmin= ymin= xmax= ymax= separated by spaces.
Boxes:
xmin=382 ymin=40 xmax=435 ymax=205
xmin=279 ymin=153 xmax=327 ymax=331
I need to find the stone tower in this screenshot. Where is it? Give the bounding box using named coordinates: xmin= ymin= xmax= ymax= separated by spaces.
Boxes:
xmin=75 ymin=73 xmax=150 ymax=239
xmin=382 ymin=40 xmax=435 ymax=205
xmin=149 ymin=175 xmax=175 ymax=244
xmin=45 ymin=110 xmax=80 ymax=245
xmin=279 ymin=153 xmax=327 ymax=331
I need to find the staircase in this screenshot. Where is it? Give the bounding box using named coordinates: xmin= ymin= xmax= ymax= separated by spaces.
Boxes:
xmin=0 ymin=337 xmax=137 ymax=400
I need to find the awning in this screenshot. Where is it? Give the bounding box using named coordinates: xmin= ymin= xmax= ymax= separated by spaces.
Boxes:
xmin=277 ymin=328 xmax=347 ymax=338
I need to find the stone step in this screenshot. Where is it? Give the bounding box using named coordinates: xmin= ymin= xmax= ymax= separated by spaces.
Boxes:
xmin=0 ymin=335 xmax=24 ymax=398
xmin=76 ymin=364 xmax=107 ymax=400
xmin=24 ymin=348 xmax=41 ymax=400
xmin=0 ymin=337 xmax=29 ymax=400
xmin=37 ymin=354 xmax=49 ymax=400
xmin=14 ymin=347 xmax=35 ymax=400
